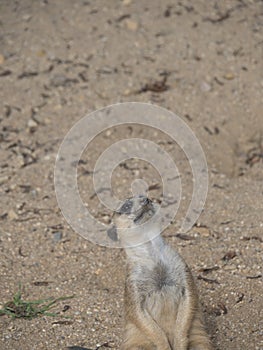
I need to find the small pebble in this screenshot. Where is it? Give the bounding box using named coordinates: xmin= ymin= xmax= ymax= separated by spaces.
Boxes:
xmin=200 ymin=81 xmax=211 ymax=92
xmin=125 ymin=19 xmax=138 ymax=31
xmin=224 ymin=73 xmax=235 ymax=80
xmin=123 ymin=0 xmax=132 ymax=5
xmin=8 ymin=209 xmax=18 ymax=220
xmin=53 ymin=231 xmax=62 ymax=242
xmin=36 ymin=50 xmax=46 ymax=57
xmin=22 ymin=14 xmax=32 ymax=21
xmin=27 ymin=119 xmax=38 ymax=133
xmin=195 ymin=226 xmax=210 ymax=237
xmin=0 ymin=54 xmax=5 ymax=65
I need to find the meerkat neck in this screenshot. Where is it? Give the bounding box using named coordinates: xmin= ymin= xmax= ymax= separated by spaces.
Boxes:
xmin=124 ymin=230 xmax=165 ymax=263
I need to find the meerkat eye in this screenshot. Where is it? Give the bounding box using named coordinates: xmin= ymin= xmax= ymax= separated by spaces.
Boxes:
xmin=118 ymin=199 xmax=133 ymax=215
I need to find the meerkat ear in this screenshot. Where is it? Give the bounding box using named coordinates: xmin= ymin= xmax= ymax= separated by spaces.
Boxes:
xmin=107 ymin=225 xmax=118 ymax=241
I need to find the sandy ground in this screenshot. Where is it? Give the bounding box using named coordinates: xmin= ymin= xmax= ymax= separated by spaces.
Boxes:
xmin=0 ymin=1 xmax=262 ymax=349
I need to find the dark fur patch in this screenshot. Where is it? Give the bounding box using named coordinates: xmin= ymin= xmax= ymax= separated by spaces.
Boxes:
xmin=118 ymin=199 xmax=134 ymax=215
xmin=107 ymin=225 xmax=118 ymax=241
xmin=153 ymin=262 xmax=176 ymax=290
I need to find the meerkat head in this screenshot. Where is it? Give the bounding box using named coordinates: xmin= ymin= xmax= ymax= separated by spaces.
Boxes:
xmin=117 ymin=195 xmax=156 ymax=225
xmin=107 ymin=195 xmax=159 ymax=245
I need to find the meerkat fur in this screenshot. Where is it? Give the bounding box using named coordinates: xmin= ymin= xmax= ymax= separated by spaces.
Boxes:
xmin=109 ymin=195 xmax=213 ymax=350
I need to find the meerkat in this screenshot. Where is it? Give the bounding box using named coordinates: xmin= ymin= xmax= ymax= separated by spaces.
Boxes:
xmin=108 ymin=195 xmax=213 ymax=350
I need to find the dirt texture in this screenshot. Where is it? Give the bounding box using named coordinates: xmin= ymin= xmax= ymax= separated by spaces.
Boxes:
xmin=0 ymin=1 xmax=262 ymax=349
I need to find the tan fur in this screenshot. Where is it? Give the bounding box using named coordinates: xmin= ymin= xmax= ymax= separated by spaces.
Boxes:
xmin=122 ymin=265 xmax=212 ymax=350
xmin=110 ymin=196 xmax=213 ymax=350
